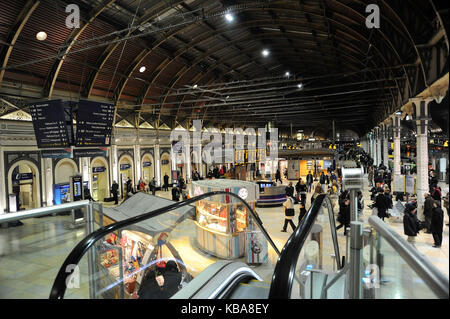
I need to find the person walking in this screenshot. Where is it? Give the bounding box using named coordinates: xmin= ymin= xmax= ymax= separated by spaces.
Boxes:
xmin=306 ymin=171 xmax=314 ymax=192
xmin=296 ymin=178 xmax=307 ymax=205
xmin=431 ymin=200 xmax=444 ymax=248
xmin=336 ymin=198 xmax=351 ymax=236
xmin=298 ymin=202 xmax=307 ymax=224
xmin=171 ymin=186 xmax=180 ymax=201
xmin=275 ymin=169 xmax=282 ymax=184
xmin=150 ymin=177 xmax=157 ymax=195
xmin=319 ymin=172 xmax=326 ymax=193
xmin=311 ymin=184 xmax=323 ymax=206
xmin=403 ymin=202 xmax=420 ymax=245
xmin=374 ymin=188 xmax=389 ymax=221
xmin=285 ymin=182 xmax=295 ymax=198
xmin=368 ymin=166 xmax=374 ymax=187
xmin=163 ymin=173 xmax=169 ymax=191
xmin=111 ymin=181 xmax=119 ymax=204
xmin=281 ymin=194 xmax=296 ymax=232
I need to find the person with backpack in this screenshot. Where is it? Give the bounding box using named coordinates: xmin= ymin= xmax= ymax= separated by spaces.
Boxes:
xmin=403 ymin=202 xmax=420 ymax=244
xmin=281 ymin=194 xmax=296 ymax=232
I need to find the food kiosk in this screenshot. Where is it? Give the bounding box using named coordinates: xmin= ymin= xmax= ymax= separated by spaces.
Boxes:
xmin=255 ymin=181 xmax=286 ymax=207
xmin=191 ymin=179 xmax=258 ymax=259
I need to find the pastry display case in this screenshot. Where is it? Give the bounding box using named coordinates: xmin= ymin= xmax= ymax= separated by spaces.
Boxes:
xmin=191 ymin=179 xmax=258 ymax=259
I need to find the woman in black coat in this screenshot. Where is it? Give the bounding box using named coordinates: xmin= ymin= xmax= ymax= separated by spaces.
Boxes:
xmin=431 ymin=200 xmax=444 ymax=248
xmin=403 ymin=202 xmax=419 ymax=244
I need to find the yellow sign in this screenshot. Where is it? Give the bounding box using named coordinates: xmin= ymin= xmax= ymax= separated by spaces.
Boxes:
xmin=444 ymin=140 xmax=449 ymax=147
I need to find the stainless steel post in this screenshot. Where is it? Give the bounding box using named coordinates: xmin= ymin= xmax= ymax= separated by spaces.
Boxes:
xmin=86 ymin=202 xmax=96 ymax=299
xmin=349 ymin=189 xmax=358 ymax=222
xmin=349 ymin=221 xmax=363 ymax=299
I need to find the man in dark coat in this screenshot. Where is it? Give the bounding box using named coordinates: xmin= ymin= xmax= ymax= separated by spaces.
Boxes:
xmin=423 ymin=193 xmax=434 ymax=233
xmin=306 ymin=171 xmax=314 ymax=192
xmin=431 ymin=200 xmax=444 ymax=248
xmin=375 ymin=188 xmax=388 ymax=221
xmin=171 ymin=186 xmax=180 ymax=201
xmin=163 ymin=173 xmax=169 ymax=191
xmin=111 ymin=181 xmax=119 ymax=204
xmin=275 ymin=169 xmax=282 ymax=183
xmin=403 ymin=202 xmax=420 ymax=244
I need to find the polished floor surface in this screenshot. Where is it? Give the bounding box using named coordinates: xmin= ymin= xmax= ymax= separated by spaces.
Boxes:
xmin=0 ymin=175 xmax=448 ymax=298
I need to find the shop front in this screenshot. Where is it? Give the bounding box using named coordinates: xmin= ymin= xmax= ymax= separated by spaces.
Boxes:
xmin=119 ymin=155 xmax=134 ymax=198
xmin=91 ymin=157 xmax=109 ymax=202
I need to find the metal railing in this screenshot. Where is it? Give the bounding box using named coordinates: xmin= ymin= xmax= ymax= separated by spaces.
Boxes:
xmin=368 ymin=216 xmax=449 ymax=299
xmin=268 ymin=194 xmax=341 ymax=299
xmin=49 ymin=191 xmax=281 ymax=299
xmin=0 ymin=200 xmax=91 ymax=224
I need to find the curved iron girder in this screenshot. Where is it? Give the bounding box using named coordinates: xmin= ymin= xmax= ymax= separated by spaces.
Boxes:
xmin=82 ymin=1 xmax=188 ymax=98
xmin=43 ymin=0 xmax=116 ymax=99
xmin=0 ymin=0 xmax=40 ymax=84
xmin=111 ymin=4 xmax=397 ymax=103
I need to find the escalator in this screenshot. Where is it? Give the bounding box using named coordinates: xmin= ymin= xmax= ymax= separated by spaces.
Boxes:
xmin=49 ymin=190 xmax=448 ymax=300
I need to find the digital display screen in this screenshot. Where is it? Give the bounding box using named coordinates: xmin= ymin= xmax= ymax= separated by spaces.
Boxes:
xmin=74 ymin=182 xmax=81 ymax=197
xmin=76 ymin=100 xmax=115 ymax=147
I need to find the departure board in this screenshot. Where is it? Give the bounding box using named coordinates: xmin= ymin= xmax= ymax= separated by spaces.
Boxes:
xmin=235 ymin=149 xmax=245 ymax=165
xmin=76 ymin=100 xmax=115 ymax=147
xmin=29 ymin=100 xmax=69 ymax=148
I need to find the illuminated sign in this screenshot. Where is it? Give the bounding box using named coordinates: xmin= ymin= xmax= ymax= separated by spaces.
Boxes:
xmin=238 ymin=188 xmax=249 ymax=200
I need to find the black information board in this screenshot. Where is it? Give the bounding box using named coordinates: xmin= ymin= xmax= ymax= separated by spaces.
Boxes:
xmin=29 ymin=100 xmax=70 ymax=148
xmin=76 ymin=100 xmax=115 ymax=147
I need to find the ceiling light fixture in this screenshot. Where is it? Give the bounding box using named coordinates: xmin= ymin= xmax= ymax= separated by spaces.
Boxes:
xmin=285 ymin=71 xmax=290 ymax=77
xmin=36 ymin=31 xmax=47 ymax=41
xmin=193 ymin=84 xmax=198 ymax=89
xmin=297 ymin=83 xmax=303 ymax=89
xmin=225 ymin=13 xmax=234 ymax=22
xmin=262 ymin=49 xmax=269 ymax=57
xmin=139 ymin=66 xmax=146 ymax=73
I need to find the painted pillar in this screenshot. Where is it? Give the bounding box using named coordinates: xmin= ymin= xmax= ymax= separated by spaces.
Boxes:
xmin=411 ymin=98 xmax=433 ymax=221
xmin=376 ymin=127 xmax=382 ymax=167
xmin=154 ymin=143 xmax=161 ymax=187
xmin=393 ymin=114 xmax=402 ymax=177
xmin=134 ymin=143 xmax=141 ymax=183
xmin=43 ymin=157 xmax=53 ymax=206
xmin=382 ymin=124 xmax=389 ymax=168
xmin=0 ymin=146 xmax=6 ymax=213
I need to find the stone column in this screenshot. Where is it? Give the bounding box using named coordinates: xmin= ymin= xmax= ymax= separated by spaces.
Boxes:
xmin=0 ymin=146 xmax=6 ymax=213
xmin=43 ymin=158 xmax=53 ymax=206
xmin=154 ymin=143 xmax=161 ymax=187
xmin=392 ymin=113 xmax=402 ymax=177
xmin=382 ymin=123 xmax=389 ymax=168
xmin=134 ymin=143 xmax=141 ymax=184
xmin=110 ymin=144 xmax=118 ymax=186
xmin=411 ymin=97 xmax=433 ymax=221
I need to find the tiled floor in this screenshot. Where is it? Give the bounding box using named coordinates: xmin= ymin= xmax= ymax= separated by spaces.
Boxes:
xmin=0 ymin=176 xmax=448 ymax=299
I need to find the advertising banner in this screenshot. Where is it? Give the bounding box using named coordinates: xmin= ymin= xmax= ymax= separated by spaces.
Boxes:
xmin=73 ymin=147 xmax=108 ymax=158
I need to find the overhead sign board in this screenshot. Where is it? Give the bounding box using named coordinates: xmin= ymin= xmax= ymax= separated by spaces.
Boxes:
xmin=29 ymin=100 xmax=70 ymax=148
xmin=76 ymin=100 xmax=115 ymax=147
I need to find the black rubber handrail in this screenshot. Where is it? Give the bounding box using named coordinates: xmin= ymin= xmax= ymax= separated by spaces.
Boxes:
xmin=268 ymin=194 xmax=328 ymax=299
xmin=49 ymin=191 xmax=280 ymax=299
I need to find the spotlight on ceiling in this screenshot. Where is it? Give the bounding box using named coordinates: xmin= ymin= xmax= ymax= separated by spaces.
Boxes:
xmin=36 ymin=31 xmax=47 ymax=41
xmin=139 ymin=66 xmax=146 ymax=73
xmin=261 ymin=49 xmax=269 ymax=57
xmin=225 ymin=13 xmax=234 ymax=22
xmin=285 ymin=71 xmax=290 ymax=77
xmin=193 ymin=84 xmax=198 ymax=89
xmin=395 ymin=111 xmax=402 ymax=115
xmin=297 ymin=83 xmax=303 ymax=89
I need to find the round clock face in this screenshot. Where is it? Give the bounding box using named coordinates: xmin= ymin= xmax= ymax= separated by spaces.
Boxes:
xmin=238 ymin=188 xmax=248 ymax=200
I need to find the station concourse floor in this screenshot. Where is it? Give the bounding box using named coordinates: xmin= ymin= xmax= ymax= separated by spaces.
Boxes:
xmin=0 ymin=176 xmax=448 ymax=299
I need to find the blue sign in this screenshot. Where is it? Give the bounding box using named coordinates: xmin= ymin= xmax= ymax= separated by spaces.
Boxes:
xmin=41 ymin=149 xmax=72 ymax=159
xmin=73 ymin=148 xmax=108 ymax=158
xmin=120 ymin=163 xmax=131 ymax=170
xmin=143 ymin=162 xmax=152 ymax=167
xmin=92 ymin=166 xmax=106 ymax=173
xmin=161 ymin=160 xmax=169 ymax=165
xmin=12 ymin=173 xmax=33 ymax=181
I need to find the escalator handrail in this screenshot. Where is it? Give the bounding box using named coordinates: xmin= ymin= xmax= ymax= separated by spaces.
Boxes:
xmin=49 ymin=190 xmax=280 ymax=299
xmin=369 ymin=215 xmax=449 ymax=299
xmin=268 ymin=194 xmax=330 ymax=299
